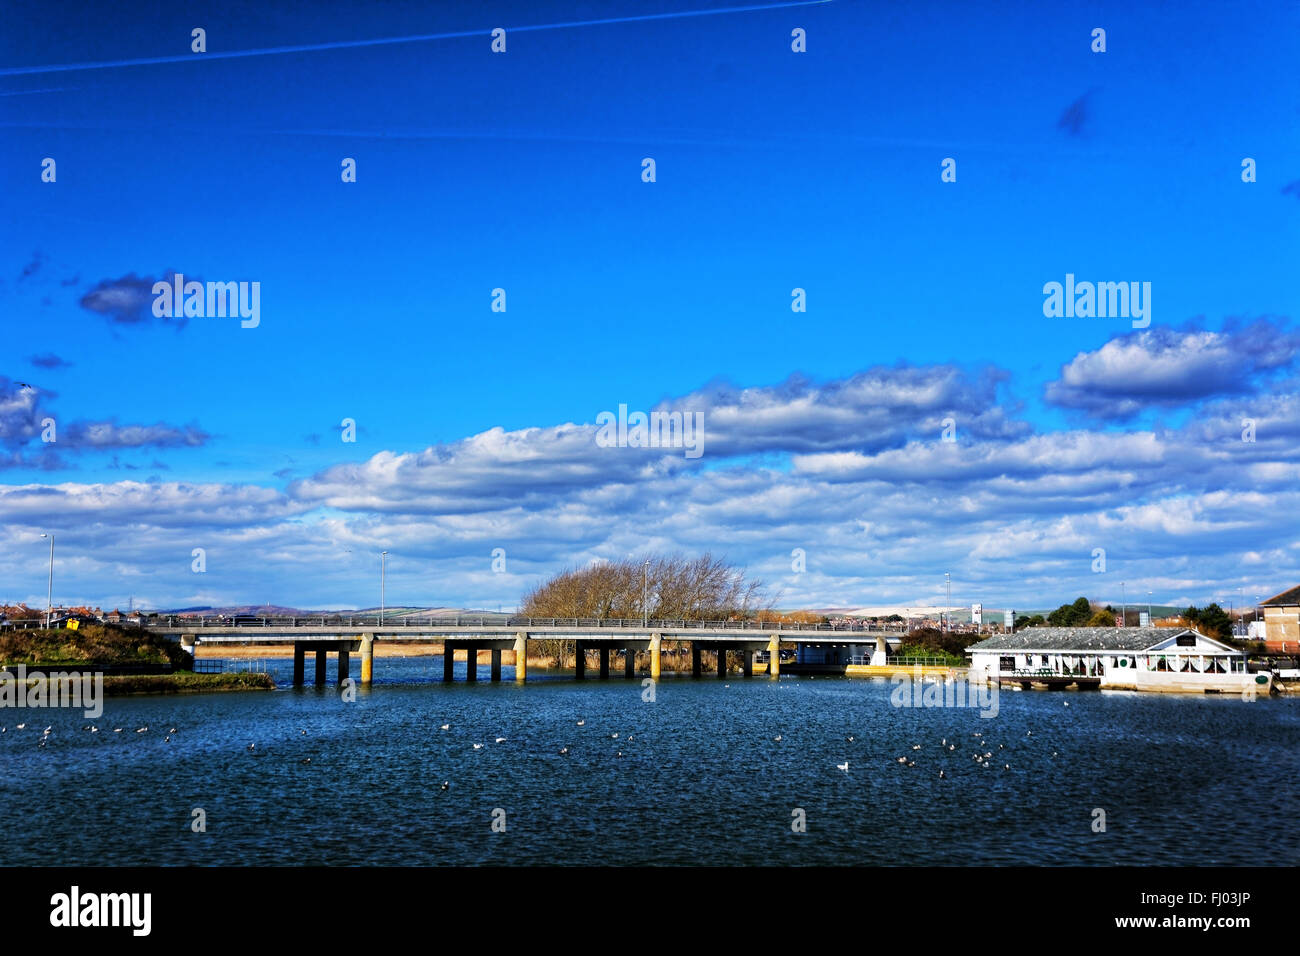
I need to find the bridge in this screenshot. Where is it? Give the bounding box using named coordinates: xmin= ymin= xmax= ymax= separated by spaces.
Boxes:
xmin=144 ymin=615 xmax=901 ymax=687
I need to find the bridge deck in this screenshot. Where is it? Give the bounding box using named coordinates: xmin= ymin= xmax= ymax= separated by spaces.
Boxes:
xmin=145 ymin=617 xmax=899 ymax=643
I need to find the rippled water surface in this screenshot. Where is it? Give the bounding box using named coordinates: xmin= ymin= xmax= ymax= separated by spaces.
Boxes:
xmin=5 ymin=658 xmax=1298 ymax=865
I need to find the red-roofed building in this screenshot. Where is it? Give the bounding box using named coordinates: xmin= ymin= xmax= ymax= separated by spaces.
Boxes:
xmin=1260 ymin=585 xmax=1300 ymax=654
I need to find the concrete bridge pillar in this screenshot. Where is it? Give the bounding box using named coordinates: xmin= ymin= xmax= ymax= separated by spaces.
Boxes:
xmin=180 ymin=634 xmax=197 ymax=662
xmin=339 ymin=648 xmax=351 ymax=684
xmin=873 ymin=635 xmax=888 ymax=667
xmin=624 ymin=647 xmax=636 ymax=678
xmin=491 ymin=648 xmax=502 ymax=682
xmin=599 ymin=646 xmax=610 ymax=679
xmin=360 ymin=633 xmax=374 ymax=685
xmin=443 ymin=642 xmax=455 ymax=682
xmin=514 ymin=633 xmax=528 ymax=682
xmin=769 ymin=635 xmax=780 ymax=678
xmin=716 ymin=646 xmax=727 ymax=678
xmin=650 ymin=634 xmax=661 ymax=681
xmin=314 ymin=649 xmax=327 ymax=686
xmin=466 ymin=646 xmax=478 ymax=682
xmin=575 ymin=641 xmax=586 ymax=679
xmin=743 ymin=649 xmax=754 ymax=678
xmin=293 ymin=643 xmax=305 ymax=687
xmin=691 ymin=644 xmax=702 ymax=678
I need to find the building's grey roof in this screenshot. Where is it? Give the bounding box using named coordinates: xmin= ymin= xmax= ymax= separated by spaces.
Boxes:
xmin=967 ymin=627 xmax=1198 ymax=652
xmin=1261 ymin=585 xmax=1300 ymax=607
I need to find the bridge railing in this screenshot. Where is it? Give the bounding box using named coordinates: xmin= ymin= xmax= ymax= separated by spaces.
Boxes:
xmin=144 ymin=614 xmax=910 ymax=633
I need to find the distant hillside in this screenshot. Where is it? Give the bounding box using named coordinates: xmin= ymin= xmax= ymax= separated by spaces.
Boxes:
xmin=163 ymin=605 xmax=505 ymax=619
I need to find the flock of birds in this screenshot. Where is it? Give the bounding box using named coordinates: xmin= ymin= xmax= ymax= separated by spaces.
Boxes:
xmin=4 ymin=722 xmax=179 ymax=746
xmin=826 ymin=727 xmax=1062 ymax=777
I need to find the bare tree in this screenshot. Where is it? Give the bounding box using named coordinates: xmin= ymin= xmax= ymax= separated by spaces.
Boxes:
xmin=521 ymin=553 xmax=770 ymax=622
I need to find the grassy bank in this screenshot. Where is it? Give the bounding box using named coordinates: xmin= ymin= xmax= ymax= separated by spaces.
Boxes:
xmin=102 ymin=672 xmax=274 ymax=695
xmin=1 ymin=623 xmax=192 ymax=670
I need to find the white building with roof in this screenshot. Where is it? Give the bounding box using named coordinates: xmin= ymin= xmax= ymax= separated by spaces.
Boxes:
xmin=967 ymin=627 xmax=1269 ymax=695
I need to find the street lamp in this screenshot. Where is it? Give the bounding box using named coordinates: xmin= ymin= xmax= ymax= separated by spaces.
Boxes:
xmin=1147 ymin=590 xmax=1152 ymax=626
xmin=380 ymin=551 xmax=388 ymax=624
xmin=1121 ymin=581 xmax=1126 ymax=627
xmin=39 ymin=533 xmax=53 ymax=628
xmin=642 ymin=560 xmax=650 ymax=627
xmin=944 ymin=572 xmax=951 ymax=631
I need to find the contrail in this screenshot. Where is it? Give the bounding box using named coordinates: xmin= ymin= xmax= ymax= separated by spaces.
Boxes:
xmin=0 ymin=1 xmax=831 ymax=77
xmin=0 ymin=87 xmax=70 ymax=96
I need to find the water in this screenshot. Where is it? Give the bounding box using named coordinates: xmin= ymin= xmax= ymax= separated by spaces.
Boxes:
xmin=5 ymin=657 xmax=1298 ymax=866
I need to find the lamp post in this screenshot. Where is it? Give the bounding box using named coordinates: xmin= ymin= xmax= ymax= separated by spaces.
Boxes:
xmin=380 ymin=551 xmax=388 ymax=625
xmin=1147 ymin=590 xmax=1152 ymax=627
xmin=944 ymin=572 xmax=951 ymax=631
xmin=642 ymin=560 xmax=650 ymax=627
xmin=1121 ymin=581 xmax=1126 ymax=627
xmin=39 ymin=533 xmax=53 ymax=628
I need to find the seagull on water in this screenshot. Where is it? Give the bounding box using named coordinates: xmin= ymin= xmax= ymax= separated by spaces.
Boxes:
xmin=472 ymin=743 xmax=483 ymax=750
xmin=16 ymin=723 xmax=25 ymax=730
xmin=136 ymin=726 xmax=148 ymax=734
xmin=576 ymin=720 xmax=585 ymax=726
xmin=440 ymin=724 xmax=450 ymax=731
xmin=495 ymin=737 xmax=507 ymax=744
xmin=773 ymin=735 xmax=782 ymax=742
xmin=897 ymin=756 xmax=908 ymax=764
xmin=911 ymin=744 xmax=921 ymax=751
xmin=836 ymin=761 xmax=849 ymax=772
xmin=440 ymin=781 xmax=449 ymax=790
xmin=559 ymin=747 xmax=569 ymax=755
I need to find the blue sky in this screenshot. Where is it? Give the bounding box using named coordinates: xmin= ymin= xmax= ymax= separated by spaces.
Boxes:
xmin=1 ymin=0 xmax=1298 ymax=613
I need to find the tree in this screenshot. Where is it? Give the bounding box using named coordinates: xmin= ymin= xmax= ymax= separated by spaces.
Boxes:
xmin=1047 ymin=596 xmax=1094 ymax=627
xmin=521 ymin=553 xmax=769 ymax=621
xmin=1087 ymin=609 xmax=1116 ymax=627
xmin=1196 ymin=603 xmax=1232 ymax=641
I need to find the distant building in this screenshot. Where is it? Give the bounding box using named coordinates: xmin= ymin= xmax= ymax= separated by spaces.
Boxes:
xmin=967 ymin=627 xmax=1265 ymax=694
xmin=1260 ymin=586 xmax=1300 ymax=654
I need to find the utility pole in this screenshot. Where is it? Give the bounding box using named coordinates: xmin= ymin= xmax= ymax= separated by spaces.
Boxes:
xmin=944 ymin=572 xmax=951 ymax=631
xmin=39 ymin=533 xmax=53 ymax=628
xmin=380 ymin=551 xmax=388 ymax=624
